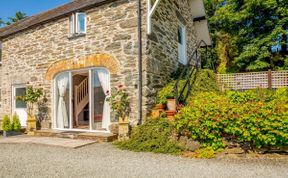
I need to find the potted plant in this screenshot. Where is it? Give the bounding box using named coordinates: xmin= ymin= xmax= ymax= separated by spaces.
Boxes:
xmin=2 ymin=114 xmax=22 ymax=137
xmin=107 ymin=85 xmax=130 ymax=140
xmin=157 ymin=82 xmax=176 ymax=111
xmin=17 ymin=86 xmax=43 ymax=135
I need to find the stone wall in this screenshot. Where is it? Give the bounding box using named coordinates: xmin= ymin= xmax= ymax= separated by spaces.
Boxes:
xmin=0 ymin=0 xmax=198 ymax=127
xmin=0 ymin=0 xmax=140 ymax=125
xmin=144 ymin=0 xmax=197 ymax=113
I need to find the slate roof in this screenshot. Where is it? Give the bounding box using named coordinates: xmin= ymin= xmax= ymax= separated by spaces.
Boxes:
xmin=0 ymin=0 xmax=116 ymax=39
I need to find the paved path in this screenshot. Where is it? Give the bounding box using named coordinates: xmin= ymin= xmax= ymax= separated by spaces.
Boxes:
xmin=0 ymin=143 xmax=287 ymax=178
xmin=0 ymin=135 xmax=96 ymax=148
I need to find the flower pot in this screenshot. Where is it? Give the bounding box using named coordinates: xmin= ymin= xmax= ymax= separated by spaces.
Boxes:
xmin=3 ymin=131 xmax=22 ymax=137
xmin=151 ymin=109 xmax=160 ymax=119
xmin=155 ymin=104 xmax=166 ymax=112
xmin=118 ymin=117 xmax=129 ymax=140
xmin=167 ymin=99 xmax=176 ymax=111
xmin=166 ymin=110 xmax=176 ymax=122
xmin=27 ymin=115 xmax=37 ymax=136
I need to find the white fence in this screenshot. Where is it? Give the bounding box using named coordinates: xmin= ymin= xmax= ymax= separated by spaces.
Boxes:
xmin=217 ymin=70 xmax=288 ymax=90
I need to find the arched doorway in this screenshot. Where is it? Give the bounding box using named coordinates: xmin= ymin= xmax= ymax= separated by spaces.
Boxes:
xmin=53 ymin=67 xmax=111 ymax=132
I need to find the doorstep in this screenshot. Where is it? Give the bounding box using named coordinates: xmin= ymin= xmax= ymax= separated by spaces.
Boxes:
xmin=34 ymin=129 xmax=118 ymax=142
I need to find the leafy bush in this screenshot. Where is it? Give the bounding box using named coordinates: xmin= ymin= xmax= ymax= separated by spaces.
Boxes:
xmin=116 ymin=118 xmax=184 ymax=154
xmin=194 ymin=147 xmax=216 ymax=159
xmin=12 ymin=114 xmax=21 ymax=131
xmin=193 ymin=69 xmax=219 ymax=92
xmin=156 ymin=69 xmax=218 ymax=104
xmin=2 ymin=115 xmax=12 ymax=132
xmin=156 ymin=81 xmax=176 ymax=104
xmin=174 ymin=89 xmax=288 ymax=151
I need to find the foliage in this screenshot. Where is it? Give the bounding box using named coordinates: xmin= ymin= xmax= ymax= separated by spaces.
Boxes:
xmin=107 ymin=85 xmax=130 ymax=120
xmin=174 ymin=89 xmax=288 ymax=151
xmin=17 ymin=86 xmax=43 ymax=117
xmin=204 ymin=0 xmax=288 ymax=72
xmin=2 ymin=115 xmax=12 ymax=132
xmin=11 ymin=114 xmax=21 ymax=131
xmin=193 ymin=69 xmax=220 ymax=92
xmin=156 ymin=81 xmax=178 ymax=104
xmin=156 ymin=70 xmax=219 ymax=104
xmin=0 ymin=11 xmax=27 ymax=26
xmin=194 ymin=147 xmax=216 ymax=159
xmin=116 ymin=118 xmax=184 ymax=154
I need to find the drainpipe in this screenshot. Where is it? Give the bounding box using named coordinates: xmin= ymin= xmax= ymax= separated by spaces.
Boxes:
xmin=137 ymin=0 xmax=143 ymax=125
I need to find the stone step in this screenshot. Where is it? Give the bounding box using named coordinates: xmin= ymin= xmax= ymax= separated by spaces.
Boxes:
xmin=34 ymin=129 xmax=118 ymax=143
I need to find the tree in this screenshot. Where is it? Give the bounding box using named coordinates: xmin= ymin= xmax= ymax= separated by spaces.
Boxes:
xmin=204 ymin=0 xmax=288 ymax=72
xmin=0 ymin=18 xmax=4 ymax=27
xmin=6 ymin=11 xmax=27 ymax=25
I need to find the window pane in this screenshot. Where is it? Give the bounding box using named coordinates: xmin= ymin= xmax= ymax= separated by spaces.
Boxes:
xmin=77 ymin=13 xmax=86 ymax=33
xmin=16 ymin=88 xmax=26 ymax=109
xmin=178 ymin=28 xmax=183 ymax=44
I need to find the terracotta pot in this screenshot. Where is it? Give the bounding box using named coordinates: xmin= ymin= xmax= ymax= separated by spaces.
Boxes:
xmin=167 ymin=99 xmax=176 ymax=111
xmin=26 ymin=115 xmax=37 ymax=136
xmin=151 ymin=109 xmax=160 ymax=119
xmin=166 ymin=110 xmax=176 ymax=122
xmin=155 ymin=104 xmax=166 ymax=111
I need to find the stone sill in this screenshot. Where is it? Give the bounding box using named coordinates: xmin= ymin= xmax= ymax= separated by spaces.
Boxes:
xmin=68 ymin=33 xmax=86 ymax=40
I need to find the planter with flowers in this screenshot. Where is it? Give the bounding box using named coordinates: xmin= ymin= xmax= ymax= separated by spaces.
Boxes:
xmin=17 ymin=86 xmax=43 ymax=135
xmin=107 ymin=85 xmax=130 ymax=140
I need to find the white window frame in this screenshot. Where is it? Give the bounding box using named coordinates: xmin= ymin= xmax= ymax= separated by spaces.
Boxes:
xmin=69 ymin=12 xmax=86 ymax=36
xmin=178 ymin=24 xmax=187 ymax=65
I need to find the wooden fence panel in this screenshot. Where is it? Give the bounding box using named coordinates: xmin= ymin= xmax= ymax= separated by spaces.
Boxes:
xmin=217 ymin=70 xmax=288 ymax=91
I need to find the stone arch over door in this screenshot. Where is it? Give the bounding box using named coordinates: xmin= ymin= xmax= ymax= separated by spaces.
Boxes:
xmin=45 ymin=54 xmax=120 ymax=80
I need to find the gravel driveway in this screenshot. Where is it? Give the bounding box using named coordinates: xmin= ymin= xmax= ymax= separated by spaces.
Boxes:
xmin=0 ymin=143 xmax=287 ymax=178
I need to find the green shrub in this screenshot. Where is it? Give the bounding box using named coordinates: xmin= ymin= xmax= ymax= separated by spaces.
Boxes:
xmin=194 ymin=147 xmax=216 ymax=159
xmin=157 ymin=81 xmax=176 ymax=104
xmin=156 ymin=69 xmax=219 ymax=104
xmin=12 ymin=114 xmax=21 ymax=131
xmin=115 ymin=118 xmax=184 ymax=154
xmin=193 ymin=69 xmax=219 ymax=92
xmin=2 ymin=115 xmax=12 ymax=132
xmin=174 ymin=89 xmax=288 ymax=151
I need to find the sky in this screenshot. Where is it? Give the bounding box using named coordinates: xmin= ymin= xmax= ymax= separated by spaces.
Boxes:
xmin=0 ymin=0 xmax=70 ymax=21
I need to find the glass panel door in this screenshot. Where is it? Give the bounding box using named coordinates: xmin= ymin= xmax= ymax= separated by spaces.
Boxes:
xmin=90 ymin=69 xmax=110 ymax=131
xmin=55 ymin=72 xmax=70 ymax=129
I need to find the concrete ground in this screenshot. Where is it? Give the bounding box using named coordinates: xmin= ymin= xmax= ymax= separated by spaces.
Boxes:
xmin=0 ymin=142 xmax=287 ymax=178
xmin=0 ymin=135 xmax=96 ymax=148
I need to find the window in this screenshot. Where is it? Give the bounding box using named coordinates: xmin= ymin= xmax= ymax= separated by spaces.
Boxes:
xmin=178 ymin=25 xmax=187 ymax=64
xmin=69 ymin=12 xmax=86 ymax=36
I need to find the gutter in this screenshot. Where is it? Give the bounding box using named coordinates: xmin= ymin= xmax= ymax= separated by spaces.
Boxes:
xmin=137 ymin=0 xmax=143 ymax=125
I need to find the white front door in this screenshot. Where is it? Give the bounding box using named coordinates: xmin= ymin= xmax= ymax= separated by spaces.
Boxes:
xmin=178 ymin=24 xmax=187 ymax=65
xmin=12 ymin=85 xmax=27 ymax=127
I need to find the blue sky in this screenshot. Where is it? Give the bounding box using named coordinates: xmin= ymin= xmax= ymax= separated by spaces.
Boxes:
xmin=0 ymin=0 xmax=70 ymax=21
